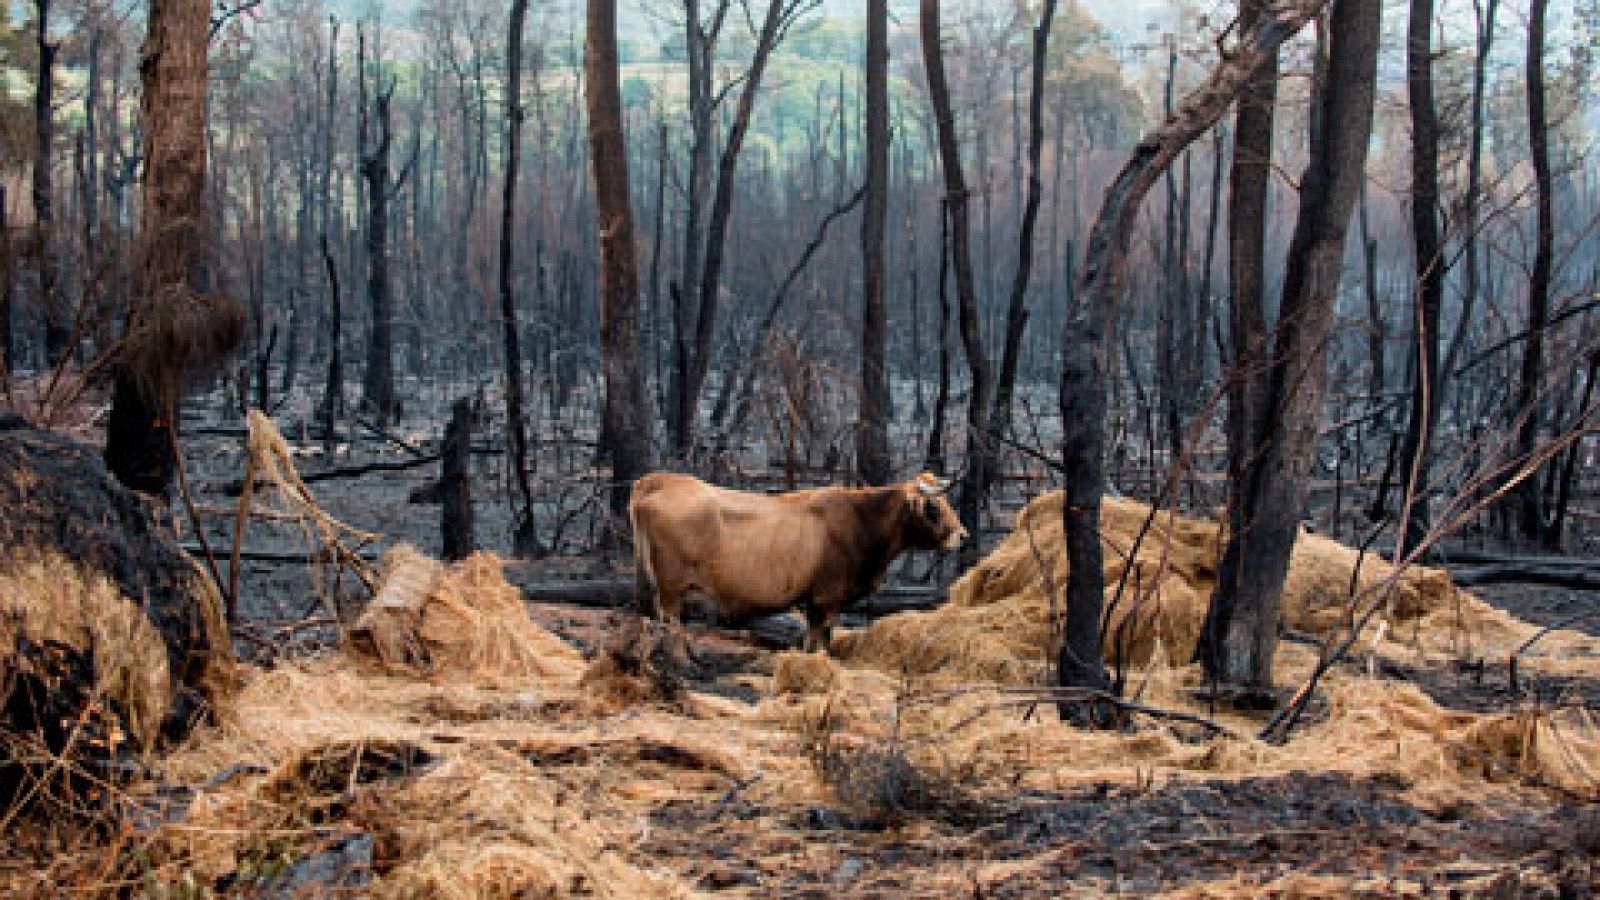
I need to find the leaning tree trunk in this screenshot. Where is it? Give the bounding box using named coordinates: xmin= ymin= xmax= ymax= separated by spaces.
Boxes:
xmin=857 ymin=0 xmax=893 ymax=486
xmin=500 ymin=0 xmax=540 ymax=557
xmin=586 ymin=0 xmax=653 ymax=528
xmin=106 ymin=0 xmax=243 ymax=498
xmin=1515 ymin=0 xmax=1552 ymax=546
xmin=1056 ymin=0 xmax=1334 ymax=717
xmin=1396 ymin=0 xmax=1445 ymax=557
xmin=1199 ymin=0 xmax=1381 ymax=701
xmin=921 ymin=0 xmax=991 ymax=570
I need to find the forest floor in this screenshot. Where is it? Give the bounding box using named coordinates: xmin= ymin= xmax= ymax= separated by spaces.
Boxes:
xmin=4 ymin=395 xmax=1598 ymax=897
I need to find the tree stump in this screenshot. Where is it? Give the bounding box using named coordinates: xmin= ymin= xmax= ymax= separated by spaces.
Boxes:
xmin=440 ymin=397 xmax=475 ymax=561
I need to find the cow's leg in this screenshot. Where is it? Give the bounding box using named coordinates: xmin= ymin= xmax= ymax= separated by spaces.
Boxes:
xmin=802 ymin=602 xmax=835 ymax=655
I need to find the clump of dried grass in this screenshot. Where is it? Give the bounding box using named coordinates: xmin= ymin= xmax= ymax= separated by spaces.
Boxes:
xmin=349 ymin=547 xmax=583 ymax=684
xmin=0 ymin=550 xmax=172 ymax=754
xmin=770 ymin=651 xmax=841 ymax=696
xmin=835 ymin=491 xmax=1596 ymax=684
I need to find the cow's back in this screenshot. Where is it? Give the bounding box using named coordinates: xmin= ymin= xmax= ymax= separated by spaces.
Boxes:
xmin=629 ymin=473 xmax=826 ymax=617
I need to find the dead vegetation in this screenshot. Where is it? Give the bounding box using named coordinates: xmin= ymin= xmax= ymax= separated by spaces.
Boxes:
xmin=3 ymin=488 xmax=1598 ymax=896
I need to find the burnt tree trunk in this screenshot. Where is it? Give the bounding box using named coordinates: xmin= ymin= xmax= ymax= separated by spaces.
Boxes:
xmin=926 ymin=200 xmax=953 ymax=474
xmin=587 ymin=0 xmax=653 ymax=527
xmin=1515 ymin=0 xmax=1552 ymax=546
xmin=358 ymin=31 xmax=398 ymax=427
xmin=1199 ymin=0 xmax=1380 ymax=700
xmin=1058 ymin=0 xmax=1333 ymax=715
xmin=668 ymin=0 xmax=728 ymax=456
xmin=106 ymin=0 xmax=242 ymax=498
xmin=500 ymin=0 xmax=540 ymax=557
xmin=1442 ymin=0 xmax=1498 ymax=386
xmin=33 ymin=0 xmax=68 ymax=364
xmin=1198 ymin=0 xmax=1280 ymax=687
xmin=988 ymin=0 xmax=1057 ymax=463
xmin=1 ymin=184 xmax=12 ymax=384
xmin=857 ymin=0 xmax=892 ymax=485
xmin=440 ymin=398 xmax=475 ymax=561
xmin=683 ymin=0 xmax=796 ymax=460
xmin=1397 ymin=0 xmax=1445 ymax=556
xmin=317 ymin=15 xmax=342 ymax=450
xmin=921 ymin=0 xmax=991 ymax=569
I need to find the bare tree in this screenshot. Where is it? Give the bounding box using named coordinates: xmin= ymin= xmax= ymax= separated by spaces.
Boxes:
xmin=857 ymin=0 xmax=892 ymax=485
xmin=1396 ymin=0 xmax=1445 ymax=556
xmin=358 ymin=27 xmax=399 ymax=427
xmin=1514 ymin=0 xmax=1552 ymax=546
xmin=586 ymin=0 xmax=652 ymax=525
xmin=105 ymin=0 xmax=243 ymax=495
xmin=989 ymin=0 xmax=1058 ymax=463
xmin=1056 ymin=0 xmax=1334 ymax=710
xmin=1199 ymin=0 xmax=1381 ymax=699
xmin=675 ymin=0 xmax=813 ymax=458
xmin=500 ymin=0 xmax=539 ymax=556
xmin=31 ymin=0 xmax=66 ymax=363
xmin=921 ymin=0 xmax=991 ymax=568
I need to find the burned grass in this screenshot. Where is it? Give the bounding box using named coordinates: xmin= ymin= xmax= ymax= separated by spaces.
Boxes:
xmin=6 ymin=493 xmax=1600 ymax=897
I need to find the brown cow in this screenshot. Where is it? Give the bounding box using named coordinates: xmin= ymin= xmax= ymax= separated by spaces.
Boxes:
xmin=628 ymin=472 xmax=968 ymax=653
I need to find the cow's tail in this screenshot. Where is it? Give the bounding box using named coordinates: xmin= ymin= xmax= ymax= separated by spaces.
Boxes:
xmin=629 ymin=500 xmax=660 ymax=619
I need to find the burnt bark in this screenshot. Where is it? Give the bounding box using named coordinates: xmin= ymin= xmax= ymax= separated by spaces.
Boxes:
xmin=921 ymin=0 xmax=991 ymax=569
xmin=1514 ymin=0 xmax=1552 ymax=546
xmin=358 ymin=29 xmax=398 ymax=427
xmin=857 ymin=0 xmax=892 ymax=485
xmin=1060 ymin=0 xmax=1334 ymax=713
xmin=106 ymin=0 xmax=241 ymax=497
xmin=500 ymin=0 xmax=539 ymax=556
xmin=33 ymin=0 xmax=68 ymax=364
xmin=586 ymin=0 xmax=653 ymax=525
xmin=1397 ymin=0 xmax=1446 ymax=556
xmin=988 ymin=0 xmax=1057 ymax=464
xmin=1200 ymin=0 xmax=1380 ymax=699
xmin=440 ymin=397 xmax=475 ymax=561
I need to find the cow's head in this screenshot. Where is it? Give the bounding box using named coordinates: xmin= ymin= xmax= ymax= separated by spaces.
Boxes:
xmin=902 ymin=473 xmax=969 ymax=551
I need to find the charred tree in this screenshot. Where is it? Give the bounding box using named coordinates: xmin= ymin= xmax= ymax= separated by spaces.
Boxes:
xmin=1058 ymin=0 xmax=1334 ymax=715
xmin=921 ymin=0 xmax=991 ymax=569
xmin=1397 ymin=0 xmax=1445 ymax=557
xmin=316 ymin=15 xmax=343 ymax=448
xmin=678 ymin=0 xmax=809 ymax=459
xmin=358 ymin=29 xmax=398 ymax=427
xmin=668 ymin=0 xmax=728 ymax=456
xmin=105 ymin=0 xmax=243 ymax=497
xmin=1198 ymin=0 xmax=1380 ymax=701
xmin=857 ymin=0 xmax=892 ymax=485
xmin=988 ymin=0 xmax=1057 ymax=467
xmin=1514 ymin=0 xmax=1552 ymax=546
xmin=1442 ymin=0 xmax=1499 ymax=384
xmin=586 ymin=0 xmax=653 ymax=526
xmin=500 ymin=0 xmax=539 ymax=556
xmin=32 ymin=0 xmax=67 ymax=364
xmin=440 ymin=397 xmax=475 ymax=561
